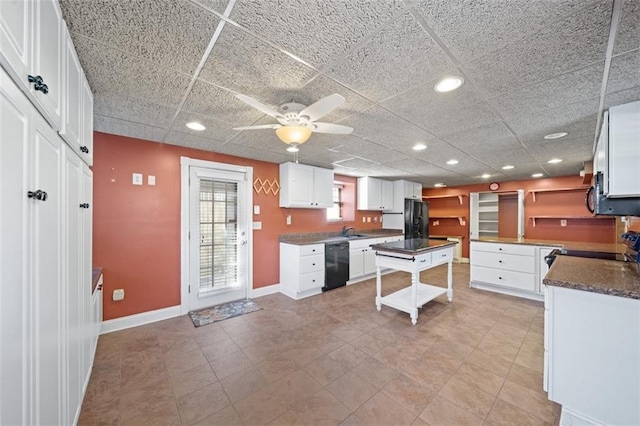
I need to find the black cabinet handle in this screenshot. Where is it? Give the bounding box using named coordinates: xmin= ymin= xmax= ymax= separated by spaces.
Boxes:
xmin=498 ymin=260 xmax=503 ymax=263
xmin=27 ymin=190 xmax=48 ymax=201
xmin=79 ymin=203 xmax=90 ymax=209
xmin=80 ymin=146 xmax=89 ymax=154
xmin=28 ymin=75 xmax=49 ymax=94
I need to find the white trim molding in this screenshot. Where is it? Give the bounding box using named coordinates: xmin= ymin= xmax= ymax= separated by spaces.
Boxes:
xmin=100 ymin=305 xmax=182 ymax=334
xmin=251 ymin=283 xmax=280 ymax=298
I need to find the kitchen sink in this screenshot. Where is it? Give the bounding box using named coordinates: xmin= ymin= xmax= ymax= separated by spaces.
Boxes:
xmin=344 ymin=234 xmax=367 ymax=239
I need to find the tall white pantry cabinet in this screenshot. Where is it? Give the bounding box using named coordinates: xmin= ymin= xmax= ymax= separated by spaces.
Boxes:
xmin=0 ymin=0 xmax=98 ymax=425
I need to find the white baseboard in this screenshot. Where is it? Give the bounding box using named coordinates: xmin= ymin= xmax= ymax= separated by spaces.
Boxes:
xmin=251 ymin=283 xmax=280 ymax=298
xmin=470 ymin=281 xmax=544 ymax=302
xmin=100 ymin=305 xmax=182 ymax=334
xmin=460 ymin=257 xmax=470 ymax=264
xmin=560 ymin=407 xmax=605 ymax=426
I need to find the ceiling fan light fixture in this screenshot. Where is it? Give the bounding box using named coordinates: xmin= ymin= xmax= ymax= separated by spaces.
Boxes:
xmin=434 ymin=76 xmax=464 ymax=93
xmin=186 ymin=121 xmax=206 ymax=131
xmin=276 ymin=126 xmax=312 ymax=145
xmin=286 ymin=144 xmax=300 ymax=153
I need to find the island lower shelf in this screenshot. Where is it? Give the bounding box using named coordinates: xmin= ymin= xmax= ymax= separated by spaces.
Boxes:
xmin=377 ymin=283 xmax=448 ymax=312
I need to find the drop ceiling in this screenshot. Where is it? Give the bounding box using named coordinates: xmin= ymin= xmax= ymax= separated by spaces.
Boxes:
xmin=60 ymin=0 xmax=639 ymax=187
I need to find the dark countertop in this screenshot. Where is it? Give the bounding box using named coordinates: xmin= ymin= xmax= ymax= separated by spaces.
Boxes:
xmin=92 ymin=267 xmax=103 ymax=294
xmin=280 ymin=229 xmax=404 ymax=245
xmin=370 ymin=238 xmax=458 ymax=256
xmin=472 ymin=236 xmax=619 ymax=253
xmin=544 ymin=257 xmax=640 ymax=300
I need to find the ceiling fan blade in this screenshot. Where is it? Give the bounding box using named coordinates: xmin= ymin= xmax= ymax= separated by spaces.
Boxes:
xmin=311 ymin=122 xmax=353 ymax=134
xmin=235 ymin=94 xmax=283 ymax=119
xmin=233 ymin=124 xmax=282 ymax=131
xmin=299 ymin=93 xmax=346 ymax=122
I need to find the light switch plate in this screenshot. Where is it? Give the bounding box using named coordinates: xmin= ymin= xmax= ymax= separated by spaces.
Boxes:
xmin=148 ymin=175 xmax=156 ymax=185
xmin=254 ymin=205 xmax=260 ymax=215
xmin=253 ymin=221 xmax=262 ymax=230
xmin=113 ymin=289 xmax=125 ymax=301
xmin=286 ymin=215 xmax=292 ymax=225
xmin=132 ymin=173 xmax=143 ymax=185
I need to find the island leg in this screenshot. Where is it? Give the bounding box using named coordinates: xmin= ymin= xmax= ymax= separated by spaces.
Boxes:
xmin=376 ymin=265 xmax=382 ymax=311
xmin=447 ymin=258 xmax=453 ymax=302
xmin=411 ymin=271 xmax=419 ymax=325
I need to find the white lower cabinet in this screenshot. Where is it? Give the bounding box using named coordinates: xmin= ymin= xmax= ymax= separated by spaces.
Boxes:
xmin=280 ymin=243 xmax=325 ymax=299
xmin=546 ymin=286 xmax=639 ymax=425
xmin=1 ymin=60 xmax=95 ymax=426
xmin=470 ymin=241 xmax=544 ymax=300
xmin=349 ymin=236 xmax=403 ymax=281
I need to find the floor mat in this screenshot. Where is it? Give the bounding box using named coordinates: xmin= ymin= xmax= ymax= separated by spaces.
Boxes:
xmin=188 ymin=299 xmax=262 ymax=327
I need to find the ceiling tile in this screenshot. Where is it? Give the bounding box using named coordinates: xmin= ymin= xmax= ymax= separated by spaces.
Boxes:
xmin=171 ymin=111 xmax=238 ymax=142
xmin=231 ymin=128 xmax=289 ymax=152
xmin=613 ymin=0 xmax=640 ymax=55
xmin=332 ymin=157 xmax=380 ymax=169
xmin=606 ymin=49 xmax=640 ymax=94
xmin=297 ymin=148 xmax=356 ymax=165
xmin=94 ymin=93 xmax=177 ymax=128
xmin=182 ymin=80 xmax=263 ymax=126
xmin=442 ymin=122 xmax=521 ymax=156
xmin=381 ymin=80 xmax=501 ymax=136
xmin=325 ymin=135 xmax=387 ymax=156
xmin=213 ymin=143 xmax=292 ymax=164
xmin=355 ymin=149 xmax=413 ymax=164
xmin=198 ymin=25 xmax=317 ymax=100
xmin=71 ymin=36 xmax=192 ymax=107
xmin=489 ymin=62 xmax=605 ymax=119
xmin=164 ymin=130 xmax=227 ymax=151
xmin=463 ymin=1 xmax=612 ymax=97
xmin=94 ymin=115 xmax=167 ymax=143
xmin=605 ymin=85 xmax=640 ymax=108
xmin=412 ymin=0 xmax=587 ymax=63
xmin=469 ymin=147 xmax=537 ymax=169
xmin=526 ymin=138 xmax=593 ymax=162
xmin=328 ymin=11 xmax=454 ymax=101
xmin=505 ymin=98 xmax=599 ymax=145
xmin=381 ymin=157 xmax=452 ymax=177
xmin=228 ymin=0 xmax=402 ymax=68
xmin=60 ymin=0 xmax=219 ymax=75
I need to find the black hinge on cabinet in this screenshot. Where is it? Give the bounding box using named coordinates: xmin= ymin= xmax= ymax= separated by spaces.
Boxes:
xmin=27 ymin=75 xmax=49 ymax=94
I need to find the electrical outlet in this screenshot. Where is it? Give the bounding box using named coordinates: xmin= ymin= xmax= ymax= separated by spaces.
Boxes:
xmin=286 ymin=215 xmax=292 ymax=225
xmin=362 ymin=217 xmax=366 ymax=223
xmin=560 ymin=219 xmax=567 ymax=227
xmin=113 ymin=289 xmax=125 ymax=301
xmin=433 ymin=220 xmax=440 ymax=226
xmin=253 ymin=205 xmax=260 ymax=215
xmin=367 ymin=217 xmax=371 ymax=222
xmin=132 ymin=173 xmax=143 ymax=185
xmin=148 ymin=175 xmax=156 ymax=185
xmin=253 ymin=221 xmax=262 ymax=230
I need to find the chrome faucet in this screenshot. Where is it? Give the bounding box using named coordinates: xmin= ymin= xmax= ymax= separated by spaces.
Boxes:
xmin=341 ymin=226 xmax=355 ymax=236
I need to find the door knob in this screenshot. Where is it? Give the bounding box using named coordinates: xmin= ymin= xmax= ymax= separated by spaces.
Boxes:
xmin=27 ymin=190 xmax=48 ymax=201
xmin=28 ymin=75 xmax=49 ymax=94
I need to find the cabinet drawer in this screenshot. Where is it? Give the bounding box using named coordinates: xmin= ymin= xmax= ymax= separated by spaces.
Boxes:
xmin=472 ymin=242 xmax=535 ymax=257
xmin=415 ymin=252 xmax=432 ymax=267
xmin=471 ymin=265 xmax=536 ymax=292
xmin=432 ymin=249 xmax=451 ymax=264
xmin=472 ymin=251 xmax=535 ymax=273
xmin=300 ymin=254 xmax=324 ymax=273
xmin=300 ymin=244 xmax=324 ymax=256
xmin=299 ymin=270 xmax=324 ymax=292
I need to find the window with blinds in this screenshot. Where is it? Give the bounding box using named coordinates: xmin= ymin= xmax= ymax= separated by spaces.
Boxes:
xmin=199 ymin=179 xmax=238 ymax=291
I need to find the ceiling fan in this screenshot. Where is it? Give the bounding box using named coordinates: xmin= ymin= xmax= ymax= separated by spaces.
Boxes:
xmin=233 ymin=93 xmax=354 ymax=151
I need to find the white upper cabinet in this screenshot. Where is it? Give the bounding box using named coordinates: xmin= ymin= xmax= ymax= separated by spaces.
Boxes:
xmin=403 ymin=180 xmax=422 ymax=199
xmin=0 ymin=0 xmax=31 ymax=90
xmin=357 ymin=177 xmax=394 ymax=211
xmin=60 ymin=30 xmax=82 ymax=151
xmin=80 ymin=76 xmax=94 ymax=166
xmin=389 ymin=180 xmax=422 ymax=212
xmin=606 ymin=101 xmax=640 ymax=197
xmin=279 ymin=162 xmax=334 ymax=208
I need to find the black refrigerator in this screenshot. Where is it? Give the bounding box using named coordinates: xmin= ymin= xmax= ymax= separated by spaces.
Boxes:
xmin=404 ymin=199 xmax=429 ymax=239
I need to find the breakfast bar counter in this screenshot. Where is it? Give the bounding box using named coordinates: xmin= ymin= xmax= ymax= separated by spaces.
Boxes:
xmin=370 ymin=239 xmax=457 ymax=325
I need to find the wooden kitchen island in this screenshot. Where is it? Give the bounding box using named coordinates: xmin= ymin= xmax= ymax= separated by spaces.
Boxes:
xmin=370 ymin=239 xmax=457 ymax=325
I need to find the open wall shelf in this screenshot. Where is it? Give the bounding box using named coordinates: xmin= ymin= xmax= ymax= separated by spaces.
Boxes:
xmin=423 ymin=194 xmax=465 ymax=205
xmin=530 ymin=215 xmax=614 ymax=227
xmin=430 ymin=216 xmax=466 ymax=225
xmin=529 ymin=187 xmax=589 ymax=202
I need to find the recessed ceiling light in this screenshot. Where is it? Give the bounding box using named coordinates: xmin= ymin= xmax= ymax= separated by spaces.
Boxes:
xmin=532 ymin=173 xmax=544 ymax=178
xmin=434 ymin=183 xmax=446 ymax=188
xmin=286 ymin=146 xmax=299 ymax=153
xmin=502 ymin=165 xmax=514 ymax=170
xmin=481 ymin=173 xmax=491 ymax=179
xmin=446 ymin=159 xmax=459 ymax=165
xmin=186 ymin=121 xmax=206 ymax=131
xmin=434 ymin=76 xmax=464 ymax=93
xmin=413 ymin=143 xmax=427 ymax=151
xmin=544 ymin=132 xmax=568 ymax=140
xmin=547 ymin=158 xmax=563 ymax=164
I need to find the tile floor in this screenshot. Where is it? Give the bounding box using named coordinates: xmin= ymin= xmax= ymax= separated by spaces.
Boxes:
xmin=80 ymin=264 xmax=560 ymax=425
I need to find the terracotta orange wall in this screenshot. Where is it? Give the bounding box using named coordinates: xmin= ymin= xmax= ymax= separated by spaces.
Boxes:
xmin=93 ymin=132 xmax=381 ymax=320
xmin=425 ymin=175 xmax=617 ymax=258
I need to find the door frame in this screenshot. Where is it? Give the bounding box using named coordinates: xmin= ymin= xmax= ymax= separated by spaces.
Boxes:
xmin=179 ymin=156 xmax=253 ymax=314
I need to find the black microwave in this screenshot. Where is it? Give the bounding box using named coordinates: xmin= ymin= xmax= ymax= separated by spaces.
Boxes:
xmin=586 ymin=172 xmax=640 ymax=216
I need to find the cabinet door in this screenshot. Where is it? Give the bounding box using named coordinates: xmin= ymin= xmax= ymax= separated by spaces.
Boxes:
xmin=380 ymin=180 xmax=394 ymax=210
xmin=30 ymin=0 xmax=64 ymax=130
xmin=314 ymin=167 xmax=334 ymax=208
xmin=80 ymin=77 xmax=94 ymax=165
xmin=31 ymin=113 xmax=64 ymax=426
xmin=288 ymin=163 xmax=314 ymax=207
xmin=64 ymin=147 xmax=83 ymax=424
xmin=0 ymin=67 xmax=31 ymax=426
xmin=363 ymin=247 xmax=377 ymax=275
xmin=469 ymin=192 xmax=479 ymax=240
xmin=349 ymin=249 xmax=364 ymax=279
xmin=60 ymin=31 xmax=82 ymax=151
xmin=81 ymin=165 xmax=93 ymax=374
xmin=0 ymin=0 xmax=31 ymax=90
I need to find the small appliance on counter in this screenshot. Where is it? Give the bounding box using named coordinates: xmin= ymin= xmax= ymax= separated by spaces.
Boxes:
xmin=545 ymin=231 xmax=640 ymax=267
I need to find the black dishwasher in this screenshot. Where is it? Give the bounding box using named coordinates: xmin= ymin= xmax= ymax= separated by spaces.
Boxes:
xmin=323 ymin=242 xmax=349 ymax=292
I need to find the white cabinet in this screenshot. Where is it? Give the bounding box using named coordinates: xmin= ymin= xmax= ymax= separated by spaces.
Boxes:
xmin=279 ymin=162 xmax=334 ymax=208
xmin=90 ymin=275 xmax=103 ymax=360
xmin=349 ymin=235 xmax=403 ymax=281
xmin=279 ymin=243 xmax=325 ymax=299
xmin=546 ymin=286 xmax=639 ymax=425
xmin=388 ymin=179 xmax=422 ymax=212
xmin=81 ymin=76 xmax=94 ymax=165
xmin=60 ymin=30 xmax=82 ymax=152
xmin=357 ymin=177 xmax=394 ymax=211
xmin=0 ymin=0 xmax=31 ymax=91
xmin=470 ymin=241 xmax=543 ymax=301
xmin=0 ymin=55 xmax=95 ymax=426
xmin=402 ymin=180 xmax=422 ymax=200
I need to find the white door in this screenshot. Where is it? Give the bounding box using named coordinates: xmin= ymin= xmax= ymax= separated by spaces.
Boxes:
xmin=189 ymin=166 xmax=250 ymax=310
